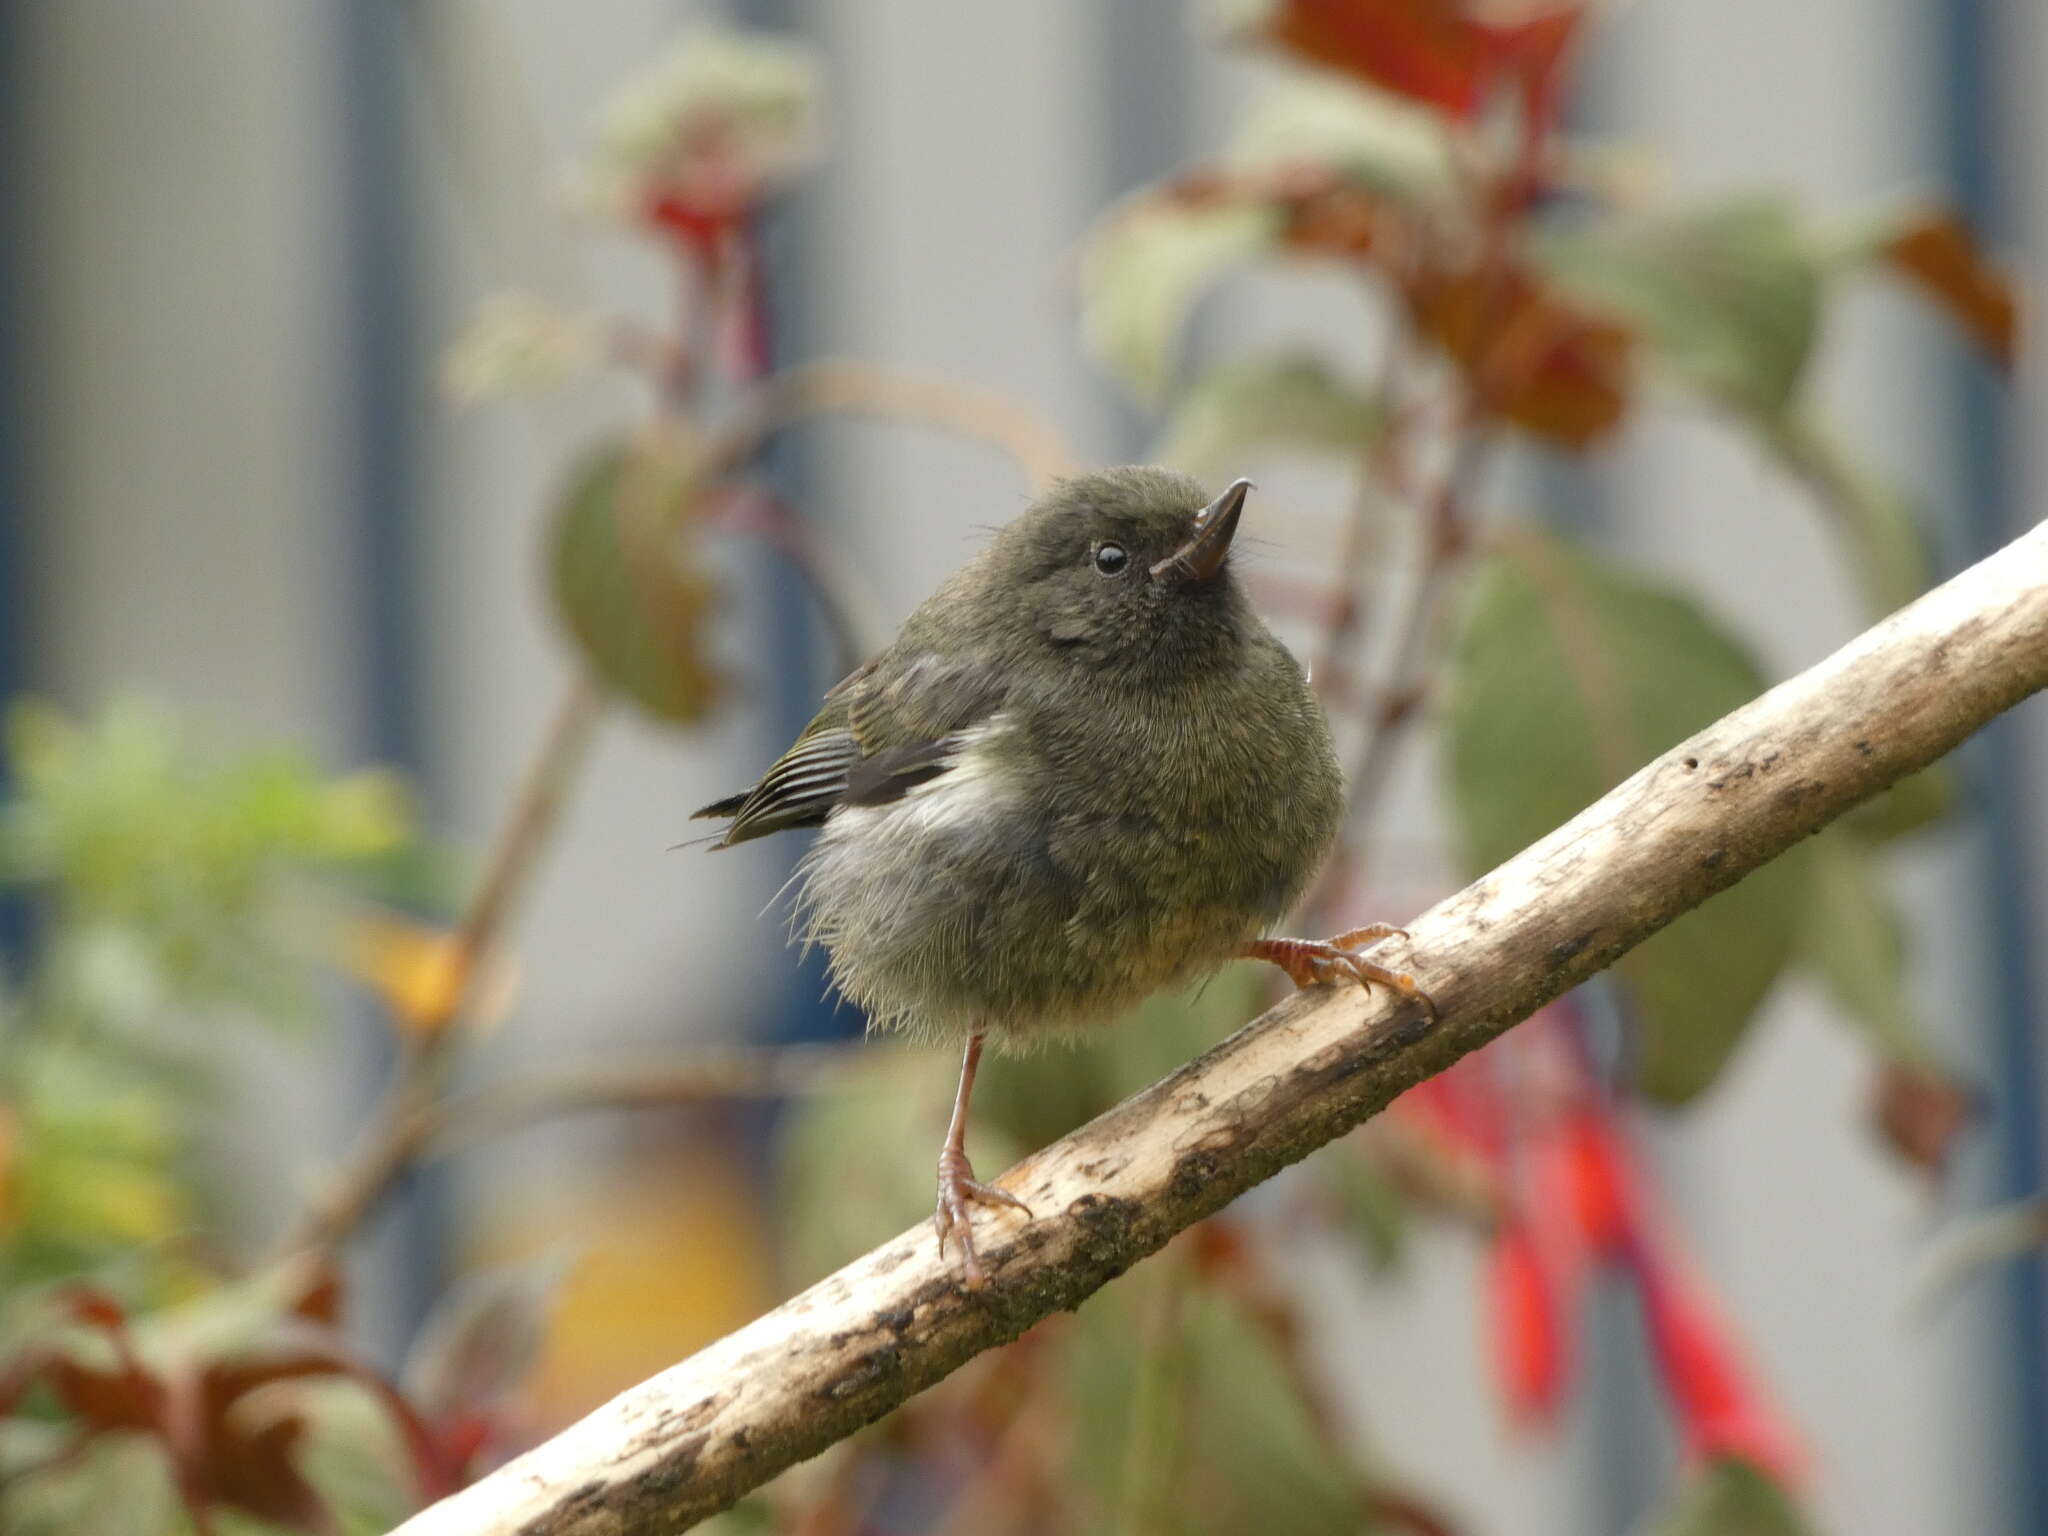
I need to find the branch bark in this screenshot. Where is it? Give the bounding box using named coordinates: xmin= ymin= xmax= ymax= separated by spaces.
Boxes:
xmin=394 ymin=521 xmax=2048 ymax=1536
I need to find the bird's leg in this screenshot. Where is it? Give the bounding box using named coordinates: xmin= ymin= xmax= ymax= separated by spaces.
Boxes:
xmin=1243 ymin=924 xmax=1435 ymax=1017
xmin=934 ymin=1031 xmax=1033 ymax=1290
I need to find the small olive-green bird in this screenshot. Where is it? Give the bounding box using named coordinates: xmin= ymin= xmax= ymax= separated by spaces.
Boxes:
xmin=695 ymin=468 xmax=1425 ymax=1286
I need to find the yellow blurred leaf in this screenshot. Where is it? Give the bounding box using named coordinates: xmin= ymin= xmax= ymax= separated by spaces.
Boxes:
xmin=339 ymin=916 xmax=516 ymax=1038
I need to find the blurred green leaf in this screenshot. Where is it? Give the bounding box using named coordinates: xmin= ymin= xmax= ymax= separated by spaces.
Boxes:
xmin=1766 ymin=416 xmax=1933 ymax=616
xmin=286 ymin=1379 xmax=424 ymax=1536
xmin=1444 ymin=528 xmax=1811 ymax=1102
xmin=1 ymin=700 xmax=422 ymax=1030
xmin=976 ymin=968 xmax=1269 ymax=1154
xmin=1798 ymin=831 xmax=1917 ymax=1062
xmin=0 ymin=1432 xmax=186 ymax=1536
xmin=1649 ymin=1456 xmax=1810 ymax=1536
xmin=551 ymin=437 xmax=723 ymax=725
xmin=0 ymin=701 xmax=427 ymax=1290
xmin=1079 ymin=196 xmax=1280 ymax=403
xmin=1844 ymin=762 xmax=1955 ymax=844
xmin=692 ymin=1498 xmax=779 ymax=1536
xmin=4 ymin=1040 xmax=189 ymax=1283
xmin=1064 ymin=1254 xmax=1366 ymax=1536
xmin=1156 ymin=352 xmax=1383 ymax=475
xmin=1225 ymin=77 xmax=1462 ymax=203
xmin=1064 ymin=1253 xmax=1368 ymax=1536
xmin=1321 ymin=1140 xmax=1408 ymax=1273
xmin=1539 ymin=199 xmax=1821 ymax=419
xmin=776 ymin=1048 xmax=1009 ymax=1282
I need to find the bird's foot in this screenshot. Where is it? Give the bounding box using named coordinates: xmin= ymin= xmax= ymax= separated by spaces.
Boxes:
xmin=1244 ymin=925 xmax=1435 ymax=1018
xmin=934 ymin=1146 xmax=1033 ymax=1290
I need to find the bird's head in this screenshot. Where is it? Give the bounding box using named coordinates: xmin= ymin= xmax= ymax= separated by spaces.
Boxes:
xmin=978 ymin=466 xmax=1256 ymax=677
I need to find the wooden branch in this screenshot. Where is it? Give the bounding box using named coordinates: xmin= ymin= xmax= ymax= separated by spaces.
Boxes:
xmin=394 ymin=522 xmax=2048 ymax=1535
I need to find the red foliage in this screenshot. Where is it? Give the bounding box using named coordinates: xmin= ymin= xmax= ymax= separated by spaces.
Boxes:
xmin=1870 ymin=1058 xmax=1981 ymax=1177
xmin=1254 ymin=0 xmax=1588 ymax=132
xmin=1407 ymin=261 xmax=1634 ymax=446
xmin=1391 ymin=1008 xmax=1805 ymax=1483
xmin=0 ymin=1265 xmax=487 ymax=1530
xmin=1486 ymin=1217 xmax=1571 ymax=1424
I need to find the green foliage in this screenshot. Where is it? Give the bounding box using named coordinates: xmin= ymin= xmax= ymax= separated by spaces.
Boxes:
xmin=1649 ymin=1456 xmax=1812 ymax=1536
xmin=550 ymin=437 xmax=723 ymax=725
xmin=1766 ymin=417 xmax=1934 ymax=616
xmin=1157 ymin=352 xmax=1384 ymax=475
xmin=1320 ymin=1139 xmax=1410 ymax=1274
xmin=776 ymin=1047 xmax=980 ymax=1281
xmin=2 ymin=700 xmax=412 ymax=1027
xmin=0 ymin=701 xmax=422 ymax=1292
xmin=1537 ymin=198 xmax=1821 ymax=420
xmin=4 ymin=1040 xmax=189 ymax=1283
xmin=1062 ymin=1257 xmax=1367 ymax=1536
xmin=1797 ymin=830 xmax=1921 ymax=1064
xmin=1080 ymin=198 xmax=1281 ymax=404
xmin=1224 ymin=77 xmax=1463 ymax=201
xmin=1444 ymin=530 xmax=1812 ymax=1102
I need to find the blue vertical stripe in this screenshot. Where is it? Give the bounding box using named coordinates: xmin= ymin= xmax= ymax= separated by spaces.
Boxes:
xmin=1933 ymin=1 xmax=2048 ymax=1529
xmin=0 ymin=0 xmax=32 ymax=965
xmin=335 ymin=2 xmax=427 ymax=778
xmin=331 ymin=0 xmax=445 ymax=1349
xmin=727 ymin=0 xmax=844 ymax=1049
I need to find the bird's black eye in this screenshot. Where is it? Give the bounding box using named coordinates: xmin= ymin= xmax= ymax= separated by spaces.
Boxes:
xmin=1094 ymin=543 xmax=1129 ymax=576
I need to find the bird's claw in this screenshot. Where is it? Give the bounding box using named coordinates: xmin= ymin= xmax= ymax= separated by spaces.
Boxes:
xmin=934 ymin=1148 xmax=1033 ymax=1290
xmin=1246 ymin=925 xmax=1436 ymax=1019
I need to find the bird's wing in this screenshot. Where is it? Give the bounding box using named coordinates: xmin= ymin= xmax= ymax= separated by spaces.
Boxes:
xmin=691 ymin=653 xmax=1009 ymax=847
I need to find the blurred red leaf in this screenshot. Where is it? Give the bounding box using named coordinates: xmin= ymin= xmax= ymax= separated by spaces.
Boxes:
xmin=194 ymin=1372 xmax=330 ymax=1529
xmin=62 ymin=1287 xmax=131 ymax=1331
xmin=1871 ymin=1059 xmax=1981 ymax=1176
xmin=1408 ymin=260 xmax=1634 ymax=446
xmin=1486 ymin=1219 xmax=1573 ymax=1425
xmin=1253 ymin=0 xmax=1586 ymax=126
xmin=1261 ymin=0 xmax=1485 ymax=116
xmin=0 ymin=1270 xmax=476 ymax=1529
xmin=44 ymin=1356 xmax=164 ymax=1435
xmin=34 ymin=1289 xmax=164 ymax=1435
xmin=1550 ymin=1108 xmax=1632 ymax=1256
xmin=1480 ymin=7 xmax=1585 ymax=136
xmin=1875 ymin=207 xmax=2018 ymax=368
xmin=1632 ymin=1242 xmax=1804 ymax=1482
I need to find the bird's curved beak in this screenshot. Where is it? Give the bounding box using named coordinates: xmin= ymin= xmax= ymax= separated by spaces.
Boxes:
xmin=1151 ymin=477 xmax=1250 ymax=583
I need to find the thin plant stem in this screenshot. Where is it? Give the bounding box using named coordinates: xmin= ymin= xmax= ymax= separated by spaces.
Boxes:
xmin=277 ymin=671 xmax=607 ymax=1259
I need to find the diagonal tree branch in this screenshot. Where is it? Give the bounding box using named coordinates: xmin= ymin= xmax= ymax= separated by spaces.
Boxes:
xmin=394 ymin=521 xmax=2048 ymax=1536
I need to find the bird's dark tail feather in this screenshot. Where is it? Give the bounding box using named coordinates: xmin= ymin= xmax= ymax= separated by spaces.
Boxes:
xmin=692 ymin=789 xmax=750 ymax=821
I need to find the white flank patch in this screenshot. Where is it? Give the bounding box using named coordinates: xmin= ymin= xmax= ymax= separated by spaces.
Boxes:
xmin=826 ymin=717 xmax=1017 ymax=844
